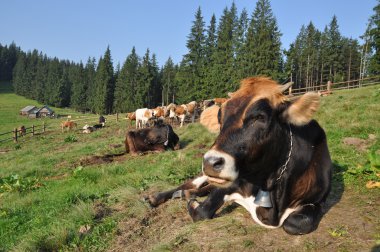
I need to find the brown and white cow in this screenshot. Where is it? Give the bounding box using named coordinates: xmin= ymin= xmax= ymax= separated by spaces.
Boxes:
xmin=125 ymin=120 xmax=180 ymax=156
xmin=135 ymin=108 xmax=153 ymax=128
xmin=152 ymin=106 xmax=166 ymax=119
xmin=147 ymin=77 xmax=332 ymax=235
xmin=174 ymin=101 xmax=198 ymax=127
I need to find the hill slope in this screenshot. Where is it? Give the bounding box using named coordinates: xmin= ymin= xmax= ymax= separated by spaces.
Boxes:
xmin=0 ymin=84 xmax=379 ymax=251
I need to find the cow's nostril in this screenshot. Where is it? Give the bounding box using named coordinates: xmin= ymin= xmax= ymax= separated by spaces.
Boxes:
xmin=205 ymin=156 xmax=225 ymax=171
xmin=213 ymin=158 xmax=225 ymax=170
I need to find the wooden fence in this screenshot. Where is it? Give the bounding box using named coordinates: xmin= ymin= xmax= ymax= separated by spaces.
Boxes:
xmin=0 ymin=123 xmax=46 ymax=143
xmin=286 ymin=76 xmax=380 ymax=96
xmin=0 ymin=113 xmax=122 ymax=144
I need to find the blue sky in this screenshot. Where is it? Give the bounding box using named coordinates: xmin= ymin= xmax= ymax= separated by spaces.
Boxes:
xmin=0 ymin=0 xmax=376 ymax=67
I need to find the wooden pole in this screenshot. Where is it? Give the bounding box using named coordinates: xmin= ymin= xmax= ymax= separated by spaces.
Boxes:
xmin=32 ymin=125 xmax=35 ymax=136
xmin=327 ymin=81 xmax=332 ymax=92
xmin=43 ymin=122 xmax=46 ymax=133
xmin=116 ymin=113 xmax=119 ymax=122
xmin=13 ymin=128 xmax=18 ymax=143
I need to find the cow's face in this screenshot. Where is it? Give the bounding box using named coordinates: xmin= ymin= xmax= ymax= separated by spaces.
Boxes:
xmin=203 ymin=77 xmax=320 ymax=187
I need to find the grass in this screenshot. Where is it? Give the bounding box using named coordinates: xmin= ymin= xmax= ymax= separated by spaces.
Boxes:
xmin=0 ymin=82 xmax=379 ymax=251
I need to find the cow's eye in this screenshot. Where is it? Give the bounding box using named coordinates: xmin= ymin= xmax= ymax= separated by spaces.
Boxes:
xmin=254 ymin=114 xmax=265 ymax=121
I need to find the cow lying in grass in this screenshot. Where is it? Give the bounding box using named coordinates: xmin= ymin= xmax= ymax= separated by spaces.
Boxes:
xmin=125 ymin=120 xmax=180 ymax=156
xmin=147 ymin=77 xmax=332 ymax=235
xmin=82 ymin=123 xmax=105 ymax=134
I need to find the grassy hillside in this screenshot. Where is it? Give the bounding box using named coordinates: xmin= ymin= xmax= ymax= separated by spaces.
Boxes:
xmin=0 ymin=84 xmax=379 ymax=251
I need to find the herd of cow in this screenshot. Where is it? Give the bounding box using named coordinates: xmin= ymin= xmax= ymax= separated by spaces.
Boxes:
xmin=125 ymin=100 xmax=222 ymax=129
xmin=57 ymin=77 xmax=333 ymax=235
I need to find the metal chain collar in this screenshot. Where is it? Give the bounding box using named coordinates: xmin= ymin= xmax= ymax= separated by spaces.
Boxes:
xmin=276 ymin=124 xmax=293 ymax=182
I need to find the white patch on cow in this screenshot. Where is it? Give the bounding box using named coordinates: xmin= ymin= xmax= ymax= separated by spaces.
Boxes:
xmin=224 ymin=193 xmax=300 ymax=229
xmin=135 ymin=108 xmax=152 ymax=128
xmin=203 ymin=149 xmax=238 ymax=181
xmin=178 ymin=114 xmax=186 ymax=127
xmin=191 ymin=175 xmax=208 ymax=189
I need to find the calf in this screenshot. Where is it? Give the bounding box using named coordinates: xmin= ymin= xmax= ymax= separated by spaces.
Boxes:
xmin=125 ymin=120 xmax=180 ymax=156
xmin=147 ymin=77 xmax=332 ymax=235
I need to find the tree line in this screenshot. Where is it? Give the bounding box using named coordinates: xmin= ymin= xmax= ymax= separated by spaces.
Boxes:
xmin=1 ymin=0 xmax=379 ymax=114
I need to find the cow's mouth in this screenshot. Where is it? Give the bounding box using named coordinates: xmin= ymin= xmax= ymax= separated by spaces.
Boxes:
xmin=206 ymin=175 xmax=232 ymax=186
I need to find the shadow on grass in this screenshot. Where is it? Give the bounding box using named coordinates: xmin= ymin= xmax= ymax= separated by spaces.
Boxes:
xmin=325 ymin=161 xmax=346 ymax=210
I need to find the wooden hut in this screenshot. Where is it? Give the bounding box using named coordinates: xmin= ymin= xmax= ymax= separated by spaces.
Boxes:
xmin=20 ymin=105 xmax=37 ymax=116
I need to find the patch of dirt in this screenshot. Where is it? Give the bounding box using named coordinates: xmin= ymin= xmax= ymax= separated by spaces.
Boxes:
xmin=343 ymin=134 xmax=376 ymax=152
xmin=108 ymin=187 xmax=380 ymax=252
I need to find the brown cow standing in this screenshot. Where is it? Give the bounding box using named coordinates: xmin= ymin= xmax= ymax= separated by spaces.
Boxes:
xmin=61 ymin=121 xmax=77 ymax=132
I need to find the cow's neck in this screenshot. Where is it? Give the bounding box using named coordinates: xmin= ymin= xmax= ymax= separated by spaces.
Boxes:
xmin=250 ymin=124 xmax=292 ymax=190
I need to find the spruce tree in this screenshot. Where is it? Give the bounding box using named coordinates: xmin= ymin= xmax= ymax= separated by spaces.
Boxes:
xmin=244 ymin=0 xmax=282 ymax=79
xmin=94 ymin=46 xmax=115 ymax=114
xmin=113 ymin=47 xmax=140 ymax=112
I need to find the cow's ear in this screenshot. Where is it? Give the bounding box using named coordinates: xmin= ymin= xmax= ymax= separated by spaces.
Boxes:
xmin=282 ymin=92 xmax=320 ymax=126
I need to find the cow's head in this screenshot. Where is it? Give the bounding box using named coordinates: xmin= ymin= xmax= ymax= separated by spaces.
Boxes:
xmin=203 ymin=77 xmax=320 ymax=187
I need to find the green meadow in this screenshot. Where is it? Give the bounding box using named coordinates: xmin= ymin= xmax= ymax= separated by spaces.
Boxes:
xmin=0 ymin=82 xmax=379 ymax=251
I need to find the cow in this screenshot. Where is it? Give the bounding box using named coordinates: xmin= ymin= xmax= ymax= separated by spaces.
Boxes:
xmin=99 ymin=115 xmax=106 ymax=127
xmin=82 ymin=124 xmax=96 ymax=134
xmin=152 ymin=106 xmax=166 ymax=119
xmin=125 ymin=120 xmax=180 ymax=156
xmin=147 ymin=77 xmax=332 ymax=235
xmin=126 ymin=112 xmax=136 ymax=126
xmin=200 ymin=105 xmax=221 ymax=134
xmin=174 ymin=101 xmax=199 ymax=127
xmin=61 ymin=121 xmax=77 ymax=132
xmin=135 ymin=108 xmax=153 ymax=128
xmin=213 ymin=97 xmax=228 ymax=105
xmin=166 ymin=103 xmax=178 ymax=125
xmin=18 ymin=125 xmax=26 ymax=137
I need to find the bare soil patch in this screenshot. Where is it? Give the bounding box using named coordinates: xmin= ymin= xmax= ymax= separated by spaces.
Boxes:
xmin=343 ymin=134 xmax=376 ymax=152
xmin=108 ymin=187 xmax=380 ymax=251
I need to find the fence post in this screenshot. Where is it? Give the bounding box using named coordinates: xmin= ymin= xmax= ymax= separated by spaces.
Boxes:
xmin=32 ymin=125 xmax=35 ymax=136
xmin=327 ymin=81 xmax=332 ymax=92
xmin=116 ymin=113 xmax=119 ymax=122
xmin=288 ymin=86 xmax=292 ymax=96
xmin=43 ymin=122 xmax=46 ymax=133
xmin=13 ymin=128 xmax=18 ymax=143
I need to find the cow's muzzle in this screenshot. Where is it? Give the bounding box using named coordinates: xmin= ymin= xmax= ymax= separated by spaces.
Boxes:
xmin=202 ymin=149 xmax=238 ymax=186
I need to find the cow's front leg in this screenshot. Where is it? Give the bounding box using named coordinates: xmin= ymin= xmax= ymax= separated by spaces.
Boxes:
xmin=283 ymin=203 xmax=323 ymax=235
xmin=187 ymin=187 xmax=231 ymax=221
xmin=146 ymin=175 xmax=212 ymax=207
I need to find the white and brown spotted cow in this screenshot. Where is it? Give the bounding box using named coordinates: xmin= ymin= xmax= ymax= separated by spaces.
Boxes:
xmin=135 ymin=108 xmax=153 ymax=128
xmin=147 ymin=77 xmax=332 ymax=235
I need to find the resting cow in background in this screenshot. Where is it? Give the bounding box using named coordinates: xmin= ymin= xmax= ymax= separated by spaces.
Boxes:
xmin=200 ymin=105 xmax=221 ymax=134
xmin=61 ymin=121 xmax=77 ymax=132
xmin=125 ymin=120 xmax=180 ymax=156
xmin=147 ymin=77 xmax=332 ymax=235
